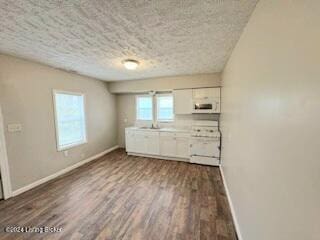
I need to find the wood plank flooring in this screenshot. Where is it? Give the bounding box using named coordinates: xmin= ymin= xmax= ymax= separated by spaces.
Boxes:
xmin=0 ymin=149 xmax=237 ymax=240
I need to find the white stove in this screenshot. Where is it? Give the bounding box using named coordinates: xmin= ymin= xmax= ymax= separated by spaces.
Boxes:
xmin=190 ymin=121 xmax=221 ymax=166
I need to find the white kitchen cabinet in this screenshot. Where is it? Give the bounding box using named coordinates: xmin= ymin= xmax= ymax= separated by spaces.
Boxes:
xmin=160 ymin=135 xmax=177 ymax=157
xmin=125 ymin=128 xmax=190 ymax=159
xmin=125 ymin=130 xmax=136 ymax=152
xmin=125 ymin=129 xmax=160 ymax=155
xmin=125 ymin=128 xmax=190 ymax=161
xmin=134 ymin=131 xmax=148 ymax=153
xmin=160 ymin=132 xmax=190 ymax=159
xmin=193 ymin=87 xmax=220 ymax=99
xmin=145 ymin=132 xmax=160 ymax=155
xmin=176 ymin=137 xmax=190 ymax=158
xmin=173 ymin=89 xmax=193 ymax=114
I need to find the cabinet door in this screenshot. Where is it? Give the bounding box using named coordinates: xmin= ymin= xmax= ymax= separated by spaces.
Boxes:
xmin=146 ymin=133 xmax=160 ymax=155
xmin=173 ymin=89 xmax=193 ymax=114
xmin=193 ymin=88 xmax=220 ymax=99
xmin=160 ymin=136 xmax=176 ymax=157
xmin=125 ymin=130 xmax=136 ymax=152
xmin=134 ymin=131 xmax=148 ymax=153
xmin=176 ymin=137 xmax=190 ymax=159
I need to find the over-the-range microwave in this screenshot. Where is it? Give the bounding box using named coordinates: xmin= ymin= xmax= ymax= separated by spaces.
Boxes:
xmin=192 ymin=97 xmax=220 ymax=113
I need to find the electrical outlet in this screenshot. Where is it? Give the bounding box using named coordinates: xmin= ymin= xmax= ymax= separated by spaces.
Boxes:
xmin=64 ymin=151 xmax=69 ymax=157
xmin=81 ymin=153 xmax=85 ymax=158
xmin=8 ymin=123 xmax=22 ymax=132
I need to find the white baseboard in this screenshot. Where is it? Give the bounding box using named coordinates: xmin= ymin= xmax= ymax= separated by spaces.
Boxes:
xmin=11 ymin=145 xmax=119 ymax=197
xmin=219 ymin=165 xmax=243 ymax=240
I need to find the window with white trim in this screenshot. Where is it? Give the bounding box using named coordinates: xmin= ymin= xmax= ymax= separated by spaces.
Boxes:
xmin=156 ymin=94 xmax=174 ymax=121
xmin=53 ymin=91 xmax=87 ymax=151
xmin=136 ymin=95 xmax=153 ymax=121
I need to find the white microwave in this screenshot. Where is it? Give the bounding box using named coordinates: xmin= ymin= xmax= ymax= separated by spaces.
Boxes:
xmin=192 ymin=97 xmax=220 ymax=113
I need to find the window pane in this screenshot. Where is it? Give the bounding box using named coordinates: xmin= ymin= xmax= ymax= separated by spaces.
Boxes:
xmin=157 ymin=95 xmax=174 ymax=121
xmin=55 ymin=93 xmax=86 ymax=149
xmin=137 ymin=96 xmax=153 ymax=120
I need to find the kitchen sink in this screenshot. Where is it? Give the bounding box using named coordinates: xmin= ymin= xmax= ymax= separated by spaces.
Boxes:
xmin=139 ymin=126 xmax=161 ymax=130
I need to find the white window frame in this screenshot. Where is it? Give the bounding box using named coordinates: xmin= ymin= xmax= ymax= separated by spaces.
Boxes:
xmin=156 ymin=93 xmax=174 ymax=122
xmin=136 ymin=95 xmax=154 ymax=122
xmin=53 ymin=90 xmax=87 ymax=151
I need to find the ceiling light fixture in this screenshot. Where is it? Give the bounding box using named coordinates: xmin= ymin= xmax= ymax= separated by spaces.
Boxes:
xmin=123 ymin=59 xmax=139 ymax=70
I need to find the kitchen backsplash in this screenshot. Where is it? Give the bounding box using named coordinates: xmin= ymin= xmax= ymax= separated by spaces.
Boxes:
xmin=135 ymin=114 xmax=219 ymax=129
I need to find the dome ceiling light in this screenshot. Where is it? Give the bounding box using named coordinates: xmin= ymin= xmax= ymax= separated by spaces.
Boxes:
xmin=122 ymin=59 xmax=139 ymax=70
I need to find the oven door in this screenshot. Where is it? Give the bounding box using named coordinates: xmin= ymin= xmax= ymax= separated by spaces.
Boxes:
xmin=190 ymin=138 xmax=220 ymax=158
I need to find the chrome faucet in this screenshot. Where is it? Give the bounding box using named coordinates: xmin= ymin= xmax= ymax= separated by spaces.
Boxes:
xmin=151 ymin=122 xmax=159 ymax=129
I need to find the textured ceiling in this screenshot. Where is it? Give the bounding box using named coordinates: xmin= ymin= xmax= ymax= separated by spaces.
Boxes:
xmin=0 ymin=0 xmax=258 ymax=81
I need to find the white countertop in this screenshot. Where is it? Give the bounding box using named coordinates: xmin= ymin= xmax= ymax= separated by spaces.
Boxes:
xmin=126 ymin=126 xmax=190 ymax=133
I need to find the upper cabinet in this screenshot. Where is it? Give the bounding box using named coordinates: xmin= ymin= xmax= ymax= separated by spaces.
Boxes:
xmin=173 ymin=89 xmax=193 ymax=114
xmin=174 ymin=87 xmax=221 ymax=114
xmin=193 ymin=88 xmax=220 ymax=99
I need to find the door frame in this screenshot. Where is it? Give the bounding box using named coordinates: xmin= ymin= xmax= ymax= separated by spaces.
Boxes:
xmin=0 ymin=105 xmax=12 ymax=199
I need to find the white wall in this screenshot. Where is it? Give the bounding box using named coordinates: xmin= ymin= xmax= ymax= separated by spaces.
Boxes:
xmin=0 ymin=54 xmax=118 ymax=191
xmin=220 ymin=1 xmax=320 ymax=240
xmin=116 ymin=94 xmax=136 ymax=147
xmin=108 ymin=73 xmax=221 ymax=93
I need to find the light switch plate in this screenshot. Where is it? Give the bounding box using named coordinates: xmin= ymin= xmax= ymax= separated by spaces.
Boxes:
xmin=7 ymin=123 xmax=22 ymax=132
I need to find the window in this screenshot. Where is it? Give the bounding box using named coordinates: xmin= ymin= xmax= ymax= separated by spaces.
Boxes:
xmin=53 ymin=91 xmax=87 ymax=151
xmin=136 ymin=95 xmax=153 ymax=121
xmin=157 ymin=94 xmax=174 ymax=121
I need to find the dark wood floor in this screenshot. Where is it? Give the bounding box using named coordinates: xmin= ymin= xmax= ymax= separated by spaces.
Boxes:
xmin=0 ymin=149 xmax=237 ymax=240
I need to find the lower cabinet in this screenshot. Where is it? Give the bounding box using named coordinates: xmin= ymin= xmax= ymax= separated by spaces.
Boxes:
xmin=126 ymin=130 xmax=160 ymax=155
xmin=159 ymin=135 xmax=176 ymax=157
xmin=125 ymin=129 xmax=190 ymax=160
xmin=175 ymin=137 xmax=190 ymax=159
xmin=146 ymin=133 xmax=160 ymax=155
xmin=160 ymin=132 xmax=190 ymax=159
xmin=125 ymin=130 xmax=136 ymax=153
xmin=133 ymin=131 xmax=147 ymax=153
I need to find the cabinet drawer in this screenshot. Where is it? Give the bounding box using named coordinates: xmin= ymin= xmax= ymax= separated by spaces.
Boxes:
xmin=175 ymin=132 xmax=190 ymax=138
xmin=135 ymin=131 xmax=159 ymax=137
xmin=144 ymin=131 xmax=160 ymax=137
xmin=160 ymin=132 xmax=176 ymax=138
